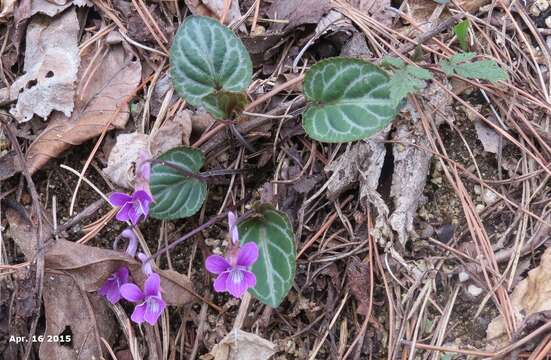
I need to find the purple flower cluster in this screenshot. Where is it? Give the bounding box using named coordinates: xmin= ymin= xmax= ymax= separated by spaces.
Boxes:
xmin=99 ymin=156 xmax=165 ymax=325
xmin=206 ymin=211 xmax=259 ymax=298
xmin=98 ymin=228 xmax=166 ymax=325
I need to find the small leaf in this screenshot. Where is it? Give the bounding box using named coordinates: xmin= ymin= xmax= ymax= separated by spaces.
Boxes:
xmin=238 ymin=204 xmax=296 ymax=307
xmin=149 ymin=147 xmax=207 ymax=220
xmin=381 ymin=56 xmax=405 ymax=69
xmin=170 ymin=16 xmax=252 ymax=117
xmin=439 ymin=52 xmax=508 ymax=83
xmin=384 ymin=57 xmax=433 ymax=105
xmin=202 ymin=90 xmax=248 ymax=119
xmin=302 ymin=57 xmax=398 ymax=143
xmin=453 ymin=20 xmax=470 ymax=51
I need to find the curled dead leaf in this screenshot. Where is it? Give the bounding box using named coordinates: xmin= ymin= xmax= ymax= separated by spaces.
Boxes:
xmin=9 ymin=8 xmax=80 ymax=122
xmin=486 ymin=247 xmax=551 ymax=350
xmin=103 ymin=109 xmax=192 ymax=189
xmin=103 ymin=132 xmax=149 ymax=189
xmin=208 ymin=329 xmax=276 ymax=360
xmin=184 ymin=0 xmax=242 ymax=27
xmin=26 ymin=41 xmax=142 ymax=174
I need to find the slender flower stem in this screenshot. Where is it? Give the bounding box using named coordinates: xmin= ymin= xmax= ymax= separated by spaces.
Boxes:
xmin=145 ymin=209 xmax=255 ymax=263
xmin=145 ymin=212 xmax=228 ymax=263
xmin=148 ymin=160 xmax=248 ymax=183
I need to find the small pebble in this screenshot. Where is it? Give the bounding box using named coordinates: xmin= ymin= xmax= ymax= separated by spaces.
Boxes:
xmin=546 ymin=16 xmax=551 ymax=29
xmin=536 ymin=0 xmax=550 ymax=12
xmin=467 ymin=284 xmax=483 ymax=297
xmin=459 ymin=271 xmax=470 ymax=282
xmin=475 ymin=204 xmax=485 ymax=213
xmin=482 ymin=188 xmax=498 ymax=205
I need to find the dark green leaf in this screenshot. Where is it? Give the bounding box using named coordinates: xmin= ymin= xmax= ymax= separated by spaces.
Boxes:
xmin=238 ymin=204 xmax=296 ymax=307
xmin=149 ymin=147 xmax=207 ymax=220
xmin=302 ymin=58 xmax=397 ymax=143
xmin=170 ymin=16 xmax=252 ymax=118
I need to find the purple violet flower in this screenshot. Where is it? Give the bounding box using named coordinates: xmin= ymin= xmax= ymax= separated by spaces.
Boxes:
xmin=109 ymin=190 xmax=153 ymax=225
xmin=206 ymin=243 xmax=258 ymax=298
xmin=120 ymin=273 xmax=166 ymax=325
xmin=205 ymin=211 xmax=258 ymax=298
xmin=98 ymin=266 xmax=129 ymax=304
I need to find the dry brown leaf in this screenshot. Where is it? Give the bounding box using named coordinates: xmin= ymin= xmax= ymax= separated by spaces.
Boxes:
xmin=7 ymin=207 xmax=195 ymax=305
xmin=267 ymin=0 xmax=331 ymax=32
xmin=44 ymin=238 xmax=195 ymax=306
xmin=486 ymin=247 xmax=551 ymax=350
xmin=40 ymin=272 xmax=117 ymax=360
xmin=9 ymin=8 xmax=80 ymax=122
xmin=474 ymin=120 xmax=500 ymax=154
xmin=150 ymin=109 xmax=192 ymax=153
xmin=26 ymin=40 xmax=141 ymax=174
xmin=208 ymin=329 xmax=276 ymax=360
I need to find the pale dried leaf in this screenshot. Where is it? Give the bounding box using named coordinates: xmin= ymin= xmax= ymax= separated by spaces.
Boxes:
xmin=9 ymin=8 xmax=80 ymax=122
xmin=150 ymin=109 xmax=192 ymax=153
xmin=185 ymin=0 xmax=242 ymax=26
xmin=389 ymin=120 xmax=431 ymax=246
xmin=474 ymin=120 xmax=500 ymax=154
xmin=487 ymin=248 xmax=551 ymax=350
xmin=26 ymin=43 xmax=142 ymax=174
xmin=209 ymin=329 xmax=276 ymax=360
xmin=103 ymin=132 xmax=149 ymax=189
xmin=0 ymin=0 xmax=16 ymax=21
xmin=347 ymin=0 xmax=394 ymax=26
xmin=388 ymin=82 xmax=453 ymax=245
xmin=104 ymin=109 xmax=192 ymax=189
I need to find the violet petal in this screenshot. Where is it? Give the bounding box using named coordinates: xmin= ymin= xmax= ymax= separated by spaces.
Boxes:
xmin=144 ymin=273 xmax=161 ymax=297
xmin=144 ymin=296 xmax=166 ymax=325
xmin=126 ymin=204 xmax=141 ymax=225
xmin=228 ymin=211 xmax=239 ymax=245
xmin=242 ymin=270 xmax=257 ymax=289
xmin=205 ymin=255 xmax=230 ymax=274
xmin=120 ymin=283 xmax=144 ymax=303
xmin=213 ymin=272 xmax=229 ymax=293
xmin=236 ymin=242 xmax=259 ymax=267
xmin=226 ymin=269 xmax=247 ymax=298
xmin=109 ymin=192 xmax=132 ymax=206
xmin=131 ymin=302 xmax=147 ymax=324
xmin=115 ymin=202 xmax=133 ymax=222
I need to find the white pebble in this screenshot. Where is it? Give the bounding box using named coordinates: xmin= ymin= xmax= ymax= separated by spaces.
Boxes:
xmin=468 ymin=284 xmax=483 ymax=297
xmin=459 ymin=271 xmax=470 ymax=282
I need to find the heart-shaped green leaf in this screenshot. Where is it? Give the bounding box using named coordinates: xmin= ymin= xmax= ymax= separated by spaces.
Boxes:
xmin=238 ymin=204 xmax=296 ymax=307
xmin=170 ymin=16 xmax=252 ymax=118
xmin=149 ymin=147 xmax=207 ymax=220
xmin=302 ymin=58 xmax=398 ymax=143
